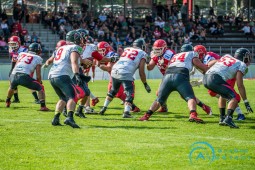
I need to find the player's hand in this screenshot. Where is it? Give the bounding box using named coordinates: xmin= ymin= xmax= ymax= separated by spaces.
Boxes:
xmin=42 ymin=64 xmax=48 ymax=68
xmin=80 ymin=74 xmax=91 ymax=83
xmin=143 ymin=82 xmax=151 ymax=93
xmin=75 ymin=73 xmax=83 ymax=86
xmin=244 ymin=100 xmax=253 ymax=113
xmin=82 ymin=59 xmax=93 ymax=68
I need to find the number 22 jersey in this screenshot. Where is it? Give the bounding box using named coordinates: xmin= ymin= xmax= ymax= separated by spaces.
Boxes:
xmin=111 ymin=47 xmax=149 ymax=81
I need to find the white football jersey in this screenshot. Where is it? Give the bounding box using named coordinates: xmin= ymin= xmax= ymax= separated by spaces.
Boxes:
xmin=206 ymin=54 xmax=247 ymax=81
xmin=49 ymin=44 xmax=83 ymax=79
xmin=111 ymin=47 xmax=149 ymax=81
xmin=81 ymin=44 xmax=97 ymax=59
xmin=12 ymin=52 xmax=43 ymax=75
xmin=168 ymin=51 xmax=198 ymax=72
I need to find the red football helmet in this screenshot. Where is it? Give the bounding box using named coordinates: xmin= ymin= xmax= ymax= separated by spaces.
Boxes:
xmin=152 ymin=39 xmax=167 ymax=56
xmin=56 ymin=40 xmax=67 ymax=49
xmin=194 ymin=45 xmax=207 ymax=61
xmin=8 ymin=36 xmax=21 ymax=52
xmin=97 ymin=41 xmax=112 ymax=56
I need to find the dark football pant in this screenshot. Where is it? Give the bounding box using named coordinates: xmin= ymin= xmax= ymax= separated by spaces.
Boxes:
xmin=10 ymin=73 xmax=43 ymax=91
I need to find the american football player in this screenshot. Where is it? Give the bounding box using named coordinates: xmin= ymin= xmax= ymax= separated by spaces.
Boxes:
xmin=203 ymin=48 xmax=253 ymax=128
xmin=6 ymin=43 xmax=49 ymax=111
xmin=97 ymin=41 xmax=141 ymax=113
xmin=99 ymin=38 xmax=151 ymax=118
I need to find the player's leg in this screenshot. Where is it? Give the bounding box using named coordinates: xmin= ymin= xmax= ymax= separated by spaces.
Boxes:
xmin=99 ymin=77 xmax=121 ymax=115
xmin=156 ymin=80 xmax=168 ymax=112
xmin=9 ymin=62 xmax=20 ymax=103
xmin=5 ymin=74 xmax=17 ymax=107
xmin=195 ymin=98 xmax=212 ymax=115
xmin=122 ymin=80 xmax=135 ymax=118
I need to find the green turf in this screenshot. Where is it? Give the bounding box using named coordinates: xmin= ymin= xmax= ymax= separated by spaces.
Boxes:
xmin=0 ymin=80 xmax=254 ymax=170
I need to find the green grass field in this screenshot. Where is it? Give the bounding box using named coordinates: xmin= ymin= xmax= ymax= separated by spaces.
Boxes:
xmin=0 ymin=80 xmax=254 ymax=170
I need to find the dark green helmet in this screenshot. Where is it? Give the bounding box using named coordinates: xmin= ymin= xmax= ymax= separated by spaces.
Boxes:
xmin=76 ymin=29 xmax=88 ymax=41
xmin=133 ymin=38 xmax=146 ymax=50
xmin=234 ymin=48 xmax=251 ymax=64
xmin=66 ymin=30 xmax=82 ymax=45
xmin=28 ymin=43 xmax=42 ymax=55
xmin=180 ymin=44 xmax=193 ymax=52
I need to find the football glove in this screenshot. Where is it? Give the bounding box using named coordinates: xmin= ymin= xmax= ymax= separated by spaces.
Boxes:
xmin=110 ymin=55 xmax=119 ymax=63
xmin=190 ymin=80 xmax=202 ymax=87
xmin=244 ymin=100 xmax=253 ymax=113
xmin=74 ymin=73 xmax=83 ymax=86
xmin=143 ymin=82 xmax=151 ymax=93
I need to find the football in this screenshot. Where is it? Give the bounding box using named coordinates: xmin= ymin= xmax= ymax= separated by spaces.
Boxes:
xmin=81 ymin=57 xmax=93 ymax=69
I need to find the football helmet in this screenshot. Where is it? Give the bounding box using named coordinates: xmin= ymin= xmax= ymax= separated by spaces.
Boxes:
xmin=56 ymin=40 xmax=67 ymax=49
xmin=234 ymin=48 xmax=252 ymax=64
xmin=152 ymin=39 xmax=167 ymax=56
xmin=133 ymin=38 xmax=146 ymax=51
xmin=8 ymin=36 xmax=21 ymax=52
xmin=180 ymin=44 xmax=193 ymax=52
xmin=97 ymin=41 xmax=111 ymax=56
xmin=66 ymin=30 xmax=82 ymax=45
xmin=194 ymin=45 xmax=207 ymax=60
xmin=76 ymin=29 xmax=88 ymax=45
xmin=28 ymin=43 xmax=42 ymax=55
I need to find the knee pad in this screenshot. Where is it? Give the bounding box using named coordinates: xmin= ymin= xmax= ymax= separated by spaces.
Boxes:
xmin=125 ymin=96 xmax=133 ymax=104
xmin=156 ymin=98 xmax=165 ymax=106
xmin=107 ymin=89 xmax=117 ymax=98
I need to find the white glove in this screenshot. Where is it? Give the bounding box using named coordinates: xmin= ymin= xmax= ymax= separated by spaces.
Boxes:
xmin=190 ymin=80 xmax=203 ymax=87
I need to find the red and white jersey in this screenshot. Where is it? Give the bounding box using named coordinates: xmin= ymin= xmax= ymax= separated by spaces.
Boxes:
xmin=203 ymin=51 xmax=221 ymax=65
xmin=11 ymin=52 xmax=43 ymax=75
xmin=151 ymin=49 xmax=175 ymax=75
xmin=49 ymin=44 xmax=83 ymax=79
xmin=206 ymin=54 xmax=247 ymax=81
xmin=111 ymin=47 xmax=149 ymax=81
xmin=168 ymin=51 xmax=198 ymax=72
xmin=9 ymin=46 xmax=28 ymax=62
xmin=81 ymin=43 xmax=103 ymax=61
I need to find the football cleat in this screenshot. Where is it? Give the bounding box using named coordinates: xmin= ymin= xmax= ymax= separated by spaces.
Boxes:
xmin=122 ymin=111 xmax=133 ymax=118
xmin=35 ymin=99 xmax=41 ymax=104
xmin=158 ymin=105 xmax=168 ymax=112
xmin=6 ymin=101 xmax=11 ymax=107
xmin=223 ymin=116 xmax=239 ymax=128
xmin=139 ymin=113 xmax=151 ymax=121
xmin=236 ymin=114 xmax=246 ymax=121
xmin=91 ymin=97 xmax=99 ymax=106
xmin=202 ymin=104 xmax=212 ymax=115
xmin=40 ymin=107 xmax=50 ymax=111
xmin=189 ymin=112 xmax=204 ymax=123
xmin=64 ymin=117 xmax=80 ymax=128
xmin=131 ymin=106 xmax=140 ymax=112
xmin=75 ymin=110 xmax=86 ymax=118
xmin=99 ymin=107 xmax=107 ymax=115
xmin=219 ymin=115 xmax=226 ymax=126
xmin=52 ymin=116 xmax=61 ymax=126
xmin=12 ymin=99 xmax=20 ymax=103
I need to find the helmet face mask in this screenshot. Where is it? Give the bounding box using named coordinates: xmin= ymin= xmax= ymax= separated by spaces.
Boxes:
xmin=194 ymin=45 xmax=207 ymax=61
xmin=234 ymin=48 xmax=252 ymax=65
xmin=153 ymin=39 xmax=167 ymax=56
xmin=76 ymin=29 xmax=88 ymax=46
xmin=97 ymin=41 xmax=111 ymax=56
xmin=8 ymin=36 xmax=21 ymax=52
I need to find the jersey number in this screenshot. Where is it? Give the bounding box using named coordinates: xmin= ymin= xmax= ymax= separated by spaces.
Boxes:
xmin=219 ymin=56 xmax=236 ymax=67
xmin=18 ymin=54 xmax=34 ymax=64
xmin=121 ymin=49 xmax=138 ymax=60
xmin=55 ymin=48 xmax=64 ymax=61
xmin=170 ymin=53 xmax=185 ymax=63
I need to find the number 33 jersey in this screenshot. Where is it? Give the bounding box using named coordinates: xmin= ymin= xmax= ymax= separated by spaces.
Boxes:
xmin=206 ymin=54 xmax=247 ymax=81
xmin=12 ymin=52 xmax=43 ymax=75
xmin=111 ymin=47 xmax=149 ymax=81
